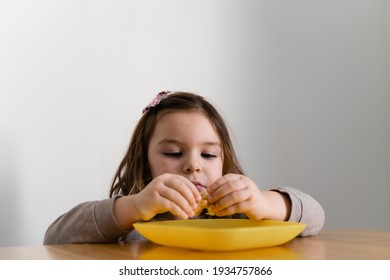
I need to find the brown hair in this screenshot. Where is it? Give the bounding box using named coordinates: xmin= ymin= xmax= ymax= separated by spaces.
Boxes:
xmin=109 ymin=92 xmax=244 ymax=197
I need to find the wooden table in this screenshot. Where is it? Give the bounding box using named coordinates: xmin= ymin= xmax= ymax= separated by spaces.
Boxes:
xmin=0 ymin=229 xmax=389 ymax=260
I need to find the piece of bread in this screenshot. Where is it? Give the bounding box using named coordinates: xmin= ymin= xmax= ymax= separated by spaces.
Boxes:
xmin=194 ymin=191 xmax=215 ymax=216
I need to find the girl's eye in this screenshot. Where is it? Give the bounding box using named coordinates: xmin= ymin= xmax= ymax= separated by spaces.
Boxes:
xmin=163 ymin=152 xmax=182 ymax=158
xmin=202 ymin=153 xmax=217 ymax=159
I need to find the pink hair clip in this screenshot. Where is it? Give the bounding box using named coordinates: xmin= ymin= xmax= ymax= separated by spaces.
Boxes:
xmin=142 ymin=91 xmax=171 ymax=114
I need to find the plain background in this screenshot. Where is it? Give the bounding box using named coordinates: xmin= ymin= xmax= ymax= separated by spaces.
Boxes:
xmin=0 ymin=0 xmax=389 ymax=246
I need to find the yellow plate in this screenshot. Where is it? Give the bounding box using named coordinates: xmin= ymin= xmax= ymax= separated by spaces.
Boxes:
xmin=133 ymin=219 xmax=306 ymax=251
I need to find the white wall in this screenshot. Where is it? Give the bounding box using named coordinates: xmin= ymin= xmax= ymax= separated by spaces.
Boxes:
xmin=0 ymin=0 xmax=389 ymax=246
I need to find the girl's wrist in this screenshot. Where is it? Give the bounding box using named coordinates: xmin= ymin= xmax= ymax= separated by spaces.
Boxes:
xmin=113 ymin=195 xmax=141 ymax=230
xmin=263 ymin=190 xmax=291 ymax=221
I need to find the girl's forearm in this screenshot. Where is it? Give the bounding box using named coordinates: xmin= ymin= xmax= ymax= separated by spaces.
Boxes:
xmin=263 ymin=190 xmax=292 ymax=221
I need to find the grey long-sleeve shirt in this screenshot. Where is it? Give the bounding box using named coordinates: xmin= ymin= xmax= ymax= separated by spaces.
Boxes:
xmin=43 ymin=187 xmax=325 ymax=244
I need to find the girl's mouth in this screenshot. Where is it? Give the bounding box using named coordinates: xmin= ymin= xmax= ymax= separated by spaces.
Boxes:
xmin=192 ymin=181 xmax=207 ymax=192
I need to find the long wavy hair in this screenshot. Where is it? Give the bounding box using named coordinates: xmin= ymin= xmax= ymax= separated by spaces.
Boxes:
xmin=109 ymin=92 xmax=244 ymax=197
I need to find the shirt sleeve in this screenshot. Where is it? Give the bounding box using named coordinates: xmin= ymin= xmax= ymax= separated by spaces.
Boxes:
xmin=43 ymin=196 xmax=130 ymax=244
xmin=271 ymin=187 xmax=325 ymax=236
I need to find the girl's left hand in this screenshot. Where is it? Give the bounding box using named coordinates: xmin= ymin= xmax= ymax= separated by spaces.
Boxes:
xmin=207 ymin=174 xmax=271 ymax=220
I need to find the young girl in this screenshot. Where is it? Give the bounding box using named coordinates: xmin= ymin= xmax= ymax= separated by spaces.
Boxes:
xmin=44 ymin=92 xmax=325 ymax=244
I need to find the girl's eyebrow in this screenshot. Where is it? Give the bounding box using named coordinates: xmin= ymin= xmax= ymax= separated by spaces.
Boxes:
xmin=157 ymin=138 xmax=179 ymax=145
xmin=157 ymin=138 xmax=221 ymax=147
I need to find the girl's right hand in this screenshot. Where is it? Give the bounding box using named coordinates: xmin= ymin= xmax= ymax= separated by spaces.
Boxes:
xmin=131 ymin=173 xmax=201 ymax=221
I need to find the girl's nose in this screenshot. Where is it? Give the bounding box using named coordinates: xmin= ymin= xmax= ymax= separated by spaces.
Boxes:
xmin=183 ymin=155 xmax=201 ymax=173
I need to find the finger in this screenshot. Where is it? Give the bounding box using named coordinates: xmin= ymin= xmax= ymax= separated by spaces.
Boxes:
xmin=166 ymin=175 xmax=201 ymax=208
xmin=159 ymin=186 xmax=194 ymax=217
xmin=156 ymin=196 xmax=192 ymax=220
xmin=208 ymin=173 xmax=241 ymax=193
xmin=173 ymin=175 xmax=202 ymax=203
xmin=212 ymin=198 xmax=258 ymax=217
xmin=155 ymin=174 xmax=200 ymax=208
xmin=211 ymin=188 xmax=251 ymax=213
xmin=135 ymin=187 xmax=191 ymax=221
xmin=208 ymin=175 xmax=247 ymax=203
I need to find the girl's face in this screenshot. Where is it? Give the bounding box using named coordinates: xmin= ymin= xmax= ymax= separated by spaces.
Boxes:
xmin=147 ymin=111 xmax=223 ymax=192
